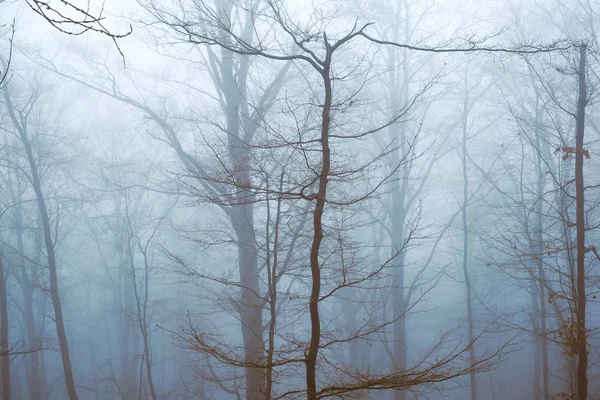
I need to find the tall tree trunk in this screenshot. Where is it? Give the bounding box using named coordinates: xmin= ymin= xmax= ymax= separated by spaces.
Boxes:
xmin=537 ymin=274 xmax=549 ymax=400
xmin=232 ymin=205 xmax=263 ymax=399
xmin=533 ymin=98 xmax=549 ymax=400
xmin=34 ymin=219 xmax=48 ymax=398
xmin=461 ymin=88 xmax=476 ymax=400
xmin=120 ymin=267 xmax=135 ymax=398
xmin=3 ymin=89 xmax=79 ymax=400
xmin=390 ymin=142 xmax=407 ymax=400
xmin=389 ymin=45 xmax=409 ymax=400
xmin=219 ymin=34 xmax=265 ymax=397
xmin=532 ymin=286 xmax=542 ymax=400
xmin=306 ymin=49 xmax=333 ymax=400
xmin=126 ymin=233 xmax=157 ymax=400
xmin=141 ymin=328 xmax=157 ymax=400
xmin=392 ymin=249 xmax=407 ymax=400
xmin=0 ymin=254 xmax=10 ymax=400
xmin=224 ymin=67 xmax=263 ymax=399
xmin=264 ymin=188 xmax=281 ymax=400
xmin=116 ymin=199 xmax=135 ymax=399
xmin=574 ymin=44 xmax=587 ymax=400
xmin=13 ymin=197 xmax=42 ymax=400
xmin=141 ymin=272 xmax=157 ymax=400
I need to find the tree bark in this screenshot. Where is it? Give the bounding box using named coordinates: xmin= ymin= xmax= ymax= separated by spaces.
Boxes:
xmin=574 ymin=44 xmax=587 ymax=400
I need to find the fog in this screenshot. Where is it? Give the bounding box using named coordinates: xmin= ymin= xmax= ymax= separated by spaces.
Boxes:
xmin=0 ymin=0 xmax=598 ymax=399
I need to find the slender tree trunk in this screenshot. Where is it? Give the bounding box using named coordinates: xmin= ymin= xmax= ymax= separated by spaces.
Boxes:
xmin=14 ymin=199 xmax=42 ymax=400
xmin=533 ymin=99 xmax=549 ymax=400
xmin=264 ymin=187 xmax=282 ymax=400
xmin=141 ymin=260 xmax=157 ymax=400
xmin=392 ymin=249 xmax=407 ymax=400
xmin=28 ymin=144 xmax=78 ymax=400
xmin=39 ymin=348 xmax=47 ymax=397
xmin=141 ymin=328 xmax=157 ymax=400
xmin=34 ymin=220 xmax=48 ymax=398
xmin=306 ymin=51 xmax=333 ymax=400
xmin=390 ymin=9 xmax=417 ymax=398
xmin=389 ymin=44 xmax=409 ymax=400
xmin=116 ymin=200 xmax=135 ymax=399
xmin=532 ymin=292 xmax=542 ymax=400
xmin=3 ymin=89 xmax=79 ymax=400
xmin=126 ymin=231 xmax=157 ymax=400
xmin=265 ymin=260 xmax=277 ymax=400
xmin=574 ymin=44 xmax=587 ymax=400
xmin=539 ymin=281 xmax=549 ymax=400
xmin=390 ymin=140 xmax=407 ymax=400
xmin=461 ymin=89 xmax=476 ymax=400
xmin=530 ymin=273 xmax=544 ymax=399
xmin=0 ymin=254 xmax=10 ymax=400
xmin=120 ymin=261 xmax=135 ymax=398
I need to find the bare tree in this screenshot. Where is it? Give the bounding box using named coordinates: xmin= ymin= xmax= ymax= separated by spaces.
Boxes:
xmin=1 ymin=83 xmax=79 ymax=400
xmin=122 ymin=186 xmax=175 ymax=400
xmin=18 ymin=1 xmax=586 ymax=399
xmin=573 ymin=43 xmax=587 ymax=400
xmin=33 ymin=10 xmax=292 ymax=396
xmin=139 ymin=1 xmax=569 ymax=398
xmin=0 ymin=252 xmax=9 ymax=400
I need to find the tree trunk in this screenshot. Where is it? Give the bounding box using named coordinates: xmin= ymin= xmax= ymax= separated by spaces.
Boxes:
xmin=35 ymin=219 xmax=48 ymax=398
xmin=532 ymin=290 xmax=542 ymax=400
xmin=392 ymin=249 xmax=407 ymax=400
xmin=390 ymin=47 xmax=410 ymax=400
xmin=220 ymin=36 xmax=265 ymax=397
xmin=3 ymin=89 xmax=79 ymax=400
xmin=141 ymin=328 xmax=157 ymax=400
xmin=117 ymin=199 xmax=135 ymax=399
xmin=533 ymin=98 xmax=549 ymax=400
xmin=264 ymin=182 xmax=286 ymax=400
xmin=0 ymin=254 xmax=10 ymax=400
xmin=306 ymin=51 xmax=333 ymax=400
xmin=231 ymin=204 xmax=264 ymax=399
xmin=461 ymin=88 xmax=476 ymax=400
xmin=120 ymin=262 xmax=135 ymax=398
xmin=574 ymin=44 xmax=587 ymax=400
xmin=141 ymin=271 xmax=157 ymax=400
xmin=14 ymin=198 xmax=42 ymax=400
xmin=126 ymin=232 xmax=157 ymax=400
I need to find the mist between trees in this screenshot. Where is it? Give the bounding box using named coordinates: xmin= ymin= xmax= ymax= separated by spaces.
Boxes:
xmin=0 ymin=0 xmax=599 ymax=399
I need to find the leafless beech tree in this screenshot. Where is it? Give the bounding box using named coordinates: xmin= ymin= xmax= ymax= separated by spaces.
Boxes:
xmin=0 ymin=124 xmax=49 ymax=399
xmin=480 ymin=42 xmax=596 ymax=399
xmin=1 ymin=82 xmax=79 ymax=400
xmin=122 ymin=186 xmax=176 ymax=400
xmin=495 ymin=61 xmax=563 ymax=399
xmin=10 ymin=1 xmax=590 ymax=399
xmin=135 ymin=0 xmax=578 ymax=398
xmin=32 ymin=10 xmax=292 ymax=397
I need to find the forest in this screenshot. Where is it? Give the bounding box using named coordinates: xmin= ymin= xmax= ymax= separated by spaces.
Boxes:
xmin=0 ymin=0 xmax=598 ymax=399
